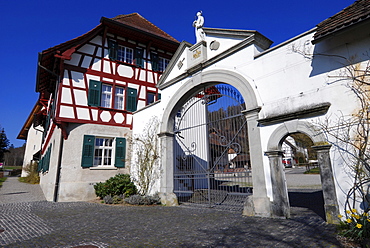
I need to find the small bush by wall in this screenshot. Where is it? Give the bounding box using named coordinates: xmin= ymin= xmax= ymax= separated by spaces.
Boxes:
xmin=94 ymin=174 xmax=137 ymax=200
xmin=20 ymin=162 xmax=40 ymax=184
xmin=124 ymin=193 xmax=161 ymax=205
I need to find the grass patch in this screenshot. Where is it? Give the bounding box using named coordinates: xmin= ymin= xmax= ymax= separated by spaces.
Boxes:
xmin=304 ymin=167 xmax=320 ymax=174
xmin=4 ymin=166 xmax=22 ymax=170
xmin=0 ymin=177 xmax=7 ymax=187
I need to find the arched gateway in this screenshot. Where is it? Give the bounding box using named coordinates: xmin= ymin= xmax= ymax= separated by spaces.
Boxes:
xmin=158 ymin=70 xmax=271 ymax=217
xmin=156 ymin=69 xmax=339 ymax=221
xmin=266 ymin=121 xmax=339 ymax=223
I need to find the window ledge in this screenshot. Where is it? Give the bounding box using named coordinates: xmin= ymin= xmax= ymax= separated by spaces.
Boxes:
xmin=89 ymin=167 xmax=118 ymax=170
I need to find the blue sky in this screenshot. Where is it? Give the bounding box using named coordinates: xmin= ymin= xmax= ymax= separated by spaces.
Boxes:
xmin=0 ymin=0 xmax=355 ymax=147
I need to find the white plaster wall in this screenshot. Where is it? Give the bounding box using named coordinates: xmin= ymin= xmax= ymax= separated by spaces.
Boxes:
xmin=204 ymin=35 xmax=245 ymax=60
xmin=57 ymin=123 xmax=132 ymax=202
xmin=134 ymin=24 xmax=370 ymax=214
xmin=132 ymin=102 xmax=164 ymax=194
xmin=39 ymin=128 xmax=63 ymax=201
xmin=21 ymin=126 xmax=43 ymax=177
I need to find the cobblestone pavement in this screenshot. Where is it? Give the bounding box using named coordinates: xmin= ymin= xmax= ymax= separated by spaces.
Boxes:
xmin=0 ymin=177 xmax=343 ymax=247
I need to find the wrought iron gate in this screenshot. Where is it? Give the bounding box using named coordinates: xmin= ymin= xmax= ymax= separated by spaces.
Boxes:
xmin=173 ymin=84 xmax=252 ymax=211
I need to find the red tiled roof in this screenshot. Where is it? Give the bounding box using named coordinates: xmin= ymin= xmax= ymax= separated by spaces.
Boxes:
xmin=37 ymin=13 xmax=179 ymax=93
xmin=110 ymin=13 xmax=178 ymax=43
xmin=313 ymin=0 xmax=370 ymax=43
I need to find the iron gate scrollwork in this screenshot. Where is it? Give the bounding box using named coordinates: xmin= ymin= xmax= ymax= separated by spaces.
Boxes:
xmin=173 ymin=84 xmax=252 ymax=211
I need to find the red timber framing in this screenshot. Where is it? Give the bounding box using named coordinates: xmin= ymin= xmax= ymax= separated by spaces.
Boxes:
xmin=35 ymin=13 xmax=179 ymax=150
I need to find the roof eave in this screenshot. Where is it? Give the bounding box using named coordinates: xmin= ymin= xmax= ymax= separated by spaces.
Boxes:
xmin=100 ymin=17 xmax=179 ymax=46
xmin=312 ymin=17 xmax=370 ymax=44
xmin=17 ymin=102 xmax=43 ymax=140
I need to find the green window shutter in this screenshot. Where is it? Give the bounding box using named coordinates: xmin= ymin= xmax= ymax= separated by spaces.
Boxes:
xmin=43 ymin=112 xmax=51 ymax=140
xmin=81 ymin=135 xmax=95 ymax=168
xmin=151 ymin=53 xmax=159 ymax=71
xmin=38 ymin=157 xmax=43 ymax=172
xmin=135 ymin=48 xmax=144 ymax=68
xmin=108 ymin=40 xmax=117 ymax=60
xmin=44 ymin=145 xmax=52 ymax=172
xmin=115 ymin=138 xmax=126 ymax=168
xmin=88 ymin=80 xmax=102 ymax=107
xmin=126 ymin=88 xmax=137 ymax=112
xmin=158 ymin=93 xmax=161 ymax=101
xmin=42 ymin=151 xmax=47 ymax=173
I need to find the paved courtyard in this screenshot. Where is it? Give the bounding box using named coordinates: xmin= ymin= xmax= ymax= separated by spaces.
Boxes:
xmin=0 ymin=175 xmax=344 ymax=247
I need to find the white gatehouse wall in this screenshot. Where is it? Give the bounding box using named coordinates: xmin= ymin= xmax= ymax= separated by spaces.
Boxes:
xmin=132 ymin=11 xmax=370 ymax=220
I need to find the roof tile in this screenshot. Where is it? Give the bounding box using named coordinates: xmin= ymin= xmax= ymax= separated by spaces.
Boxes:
xmin=313 ymin=0 xmax=370 ymax=42
xmin=111 ymin=13 xmax=178 ymax=43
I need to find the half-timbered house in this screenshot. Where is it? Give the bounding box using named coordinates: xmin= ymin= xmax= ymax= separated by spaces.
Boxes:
xmin=19 ymin=13 xmax=179 ymax=202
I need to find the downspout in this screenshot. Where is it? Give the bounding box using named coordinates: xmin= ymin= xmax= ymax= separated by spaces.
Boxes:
xmin=52 ymin=57 xmax=67 ymax=202
xmin=53 ymin=130 xmax=64 ymax=202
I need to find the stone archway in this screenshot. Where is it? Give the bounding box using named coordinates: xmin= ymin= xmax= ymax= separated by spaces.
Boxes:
xmin=266 ymin=120 xmax=339 ymax=223
xmin=158 ymin=69 xmax=271 ymax=217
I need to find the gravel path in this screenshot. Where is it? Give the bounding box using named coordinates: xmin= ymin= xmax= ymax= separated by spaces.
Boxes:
xmin=0 ymin=176 xmax=343 ymax=247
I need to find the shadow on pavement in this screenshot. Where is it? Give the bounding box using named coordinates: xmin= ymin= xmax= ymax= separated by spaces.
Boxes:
xmin=288 ymin=190 xmax=326 ymax=221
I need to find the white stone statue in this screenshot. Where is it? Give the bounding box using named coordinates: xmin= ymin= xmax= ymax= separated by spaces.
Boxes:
xmin=193 ymin=11 xmax=205 ymax=43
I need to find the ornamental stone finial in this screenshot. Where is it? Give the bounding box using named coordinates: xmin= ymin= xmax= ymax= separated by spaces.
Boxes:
xmin=192 ymin=11 xmax=205 ymax=43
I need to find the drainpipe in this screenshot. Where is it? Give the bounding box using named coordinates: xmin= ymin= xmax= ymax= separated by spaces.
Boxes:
xmin=53 ymin=130 xmax=64 ymax=202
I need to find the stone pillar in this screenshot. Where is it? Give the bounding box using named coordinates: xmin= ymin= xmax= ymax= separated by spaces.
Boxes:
xmin=312 ymin=144 xmax=339 ymax=224
xmin=265 ymin=150 xmax=290 ymax=218
xmin=158 ymin=132 xmax=178 ymax=206
xmin=242 ymin=107 xmax=271 ymax=217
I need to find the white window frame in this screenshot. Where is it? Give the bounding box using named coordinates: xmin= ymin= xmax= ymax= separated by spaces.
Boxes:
xmin=114 ymin=86 xmax=125 ymax=110
xmin=94 ymin=137 xmax=114 ymax=167
xmin=101 ymin=84 xmax=112 ymax=108
xmin=159 ymin=57 xmax=170 ymax=72
xmin=117 ymin=45 xmax=133 ymax=64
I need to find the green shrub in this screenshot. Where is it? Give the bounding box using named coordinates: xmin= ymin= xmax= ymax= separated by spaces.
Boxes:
xmin=94 ymin=174 xmax=137 ymax=199
xmin=0 ymin=177 xmax=7 ymax=187
xmin=20 ymin=162 xmax=40 ymax=184
xmin=125 ymin=193 xmax=161 ymax=205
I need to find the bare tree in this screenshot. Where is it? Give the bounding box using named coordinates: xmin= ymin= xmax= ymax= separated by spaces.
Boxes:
xmin=291 ymin=42 xmax=370 ymax=212
xmin=131 ymin=117 xmax=160 ymax=196
xmin=317 ymin=56 xmax=370 ymax=212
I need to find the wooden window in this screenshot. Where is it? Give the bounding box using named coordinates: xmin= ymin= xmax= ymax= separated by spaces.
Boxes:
xmin=81 ymin=135 xmax=126 ymax=168
xmin=126 ymin=88 xmax=137 ymax=112
xmin=101 ymin=84 xmax=112 ymax=108
xmin=114 ymin=87 xmax=125 ymax=110
xmin=94 ymin=138 xmax=113 ymax=166
xmin=159 ymin=57 xmax=170 ymax=72
xmin=117 ymin=45 xmax=133 ymax=64
xmin=89 ymin=80 xmax=136 ymax=111
xmin=151 ymin=53 xmax=169 ymax=72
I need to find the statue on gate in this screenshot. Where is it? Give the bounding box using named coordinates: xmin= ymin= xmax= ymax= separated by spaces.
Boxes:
xmin=193 ymin=11 xmax=205 ymax=43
